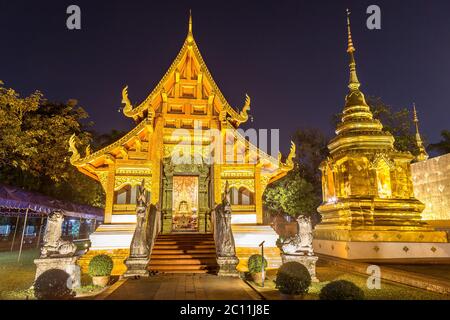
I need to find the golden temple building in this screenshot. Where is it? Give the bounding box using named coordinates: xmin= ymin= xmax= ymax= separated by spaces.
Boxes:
xmin=313 ymin=11 xmax=450 ymax=260
xmin=69 ymin=13 xmax=294 ymax=274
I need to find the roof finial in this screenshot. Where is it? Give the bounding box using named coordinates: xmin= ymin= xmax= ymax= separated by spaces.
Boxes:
xmin=187 ymin=9 xmax=194 ymax=43
xmin=346 ymin=9 xmax=360 ymax=91
xmin=346 ymin=9 xmax=355 ymax=53
xmin=413 ymin=103 xmax=429 ymax=161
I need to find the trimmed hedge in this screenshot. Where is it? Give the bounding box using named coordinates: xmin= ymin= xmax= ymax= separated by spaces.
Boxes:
xmin=88 ymin=254 xmax=114 ymax=277
xmin=275 ymin=261 xmax=311 ymax=295
xmin=319 ymin=280 xmax=365 ymax=300
xmin=34 ymin=269 xmax=74 ymax=300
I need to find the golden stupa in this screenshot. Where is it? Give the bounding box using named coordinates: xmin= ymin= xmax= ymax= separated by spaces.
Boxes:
xmin=313 ymin=11 xmax=449 ymax=260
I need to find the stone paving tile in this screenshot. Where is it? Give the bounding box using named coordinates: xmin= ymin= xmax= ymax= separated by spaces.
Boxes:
xmin=104 ymin=274 xmax=260 ymax=300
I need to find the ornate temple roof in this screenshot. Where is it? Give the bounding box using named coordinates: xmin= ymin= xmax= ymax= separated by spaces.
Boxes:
xmin=121 ymin=12 xmax=251 ymax=127
xmin=68 ymin=12 xmax=295 ymax=184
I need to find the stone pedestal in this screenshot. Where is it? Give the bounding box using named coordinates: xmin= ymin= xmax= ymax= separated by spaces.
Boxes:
xmin=34 ymin=256 xmax=81 ymax=289
xmin=217 ymin=256 xmax=239 ymax=277
xmin=281 ymin=254 xmax=319 ymax=282
xmin=123 ymin=257 xmax=150 ymax=278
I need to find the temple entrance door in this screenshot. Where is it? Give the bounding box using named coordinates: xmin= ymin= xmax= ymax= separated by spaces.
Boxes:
xmin=171 ymin=176 xmax=199 ymax=232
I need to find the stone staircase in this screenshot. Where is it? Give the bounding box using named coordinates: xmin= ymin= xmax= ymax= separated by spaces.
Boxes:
xmin=148 ymin=233 xmax=219 ymax=274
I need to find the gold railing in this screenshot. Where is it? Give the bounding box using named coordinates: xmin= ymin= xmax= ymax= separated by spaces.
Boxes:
xmin=231 ymin=204 xmax=256 ymax=212
xmin=113 ymin=204 xmax=137 ymax=212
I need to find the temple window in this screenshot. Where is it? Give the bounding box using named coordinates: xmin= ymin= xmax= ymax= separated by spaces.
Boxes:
xmin=229 ymin=187 xmax=255 ymax=205
xmin=115 ymin=185 xmax=138 ymax=205
xmin=239 ymin=187 xmax=255 ymax=205
xmin=230 ymin=187 xmax=239 ymax=205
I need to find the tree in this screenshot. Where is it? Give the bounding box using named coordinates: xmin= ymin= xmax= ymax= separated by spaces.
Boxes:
xmin=429 ymin=130 xmax=450 ymax=155
xmin=291 ymin=128 xmax=329 ymax=195
xmin=368 ymin=97 xmax=419 ymax=155
xmin=0 ymin=81 xmax=43 ymax=174
xmin=264 ymin=128 xmax=328 ymax=224
xmin=263 ymin=168 xmax=321 ymax=219
xmin=0 ymin=81 xmax=105 ymax=207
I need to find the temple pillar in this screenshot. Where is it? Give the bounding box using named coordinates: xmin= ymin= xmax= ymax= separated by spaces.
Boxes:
xmin=254 ymin=165 xmax=263 ymax=224
xmin=104 ymin=166 xmax=116 ymax=224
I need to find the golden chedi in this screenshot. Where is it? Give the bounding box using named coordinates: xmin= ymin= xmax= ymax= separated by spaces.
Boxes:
xmin=313 ymin=11 xmax=449 ymax=260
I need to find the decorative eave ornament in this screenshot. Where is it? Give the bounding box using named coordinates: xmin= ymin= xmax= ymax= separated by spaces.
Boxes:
xmin=68 ymin=134 xmax=81 ymax=165
xmin=279 ymin=141 xmax=296 ymax=172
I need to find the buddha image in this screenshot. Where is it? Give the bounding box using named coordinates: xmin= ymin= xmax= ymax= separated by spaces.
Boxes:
xmin=178 ymin=200 xmax=190 ymax=214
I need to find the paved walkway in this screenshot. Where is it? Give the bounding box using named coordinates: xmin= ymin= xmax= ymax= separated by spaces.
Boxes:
xmin=100 ymin=274 xmax=261 ymax=300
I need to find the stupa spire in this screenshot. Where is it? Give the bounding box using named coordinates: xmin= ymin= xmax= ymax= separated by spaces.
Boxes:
xmin=413 ymin=103 xmax=429 ymax=161
xmin=346 ymin=9 xmax=360 ymax=91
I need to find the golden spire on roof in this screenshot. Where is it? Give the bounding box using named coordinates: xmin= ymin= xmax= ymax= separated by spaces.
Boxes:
xmin=187 ymin=10 xmax=194 ymax=43
xmin=346 ymin=9 xmax=360 ymax=91
xmin=413 ymin=103 xmax=429 ymax=161
xmin=346 ymin=9 xmax=355 ymax=53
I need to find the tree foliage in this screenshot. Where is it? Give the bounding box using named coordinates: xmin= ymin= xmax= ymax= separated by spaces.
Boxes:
xmin=264 ymin=167 xmax=320 ymax=218
xmin=0 ymin=81 xmax=105 ymax=207
xmin=263 ymin=128 xmax=328 ymax=219
xmin=429 ymin=130 xmax=450 ymax=155
xmin=368 ymin=97 xmax=419 ymax=155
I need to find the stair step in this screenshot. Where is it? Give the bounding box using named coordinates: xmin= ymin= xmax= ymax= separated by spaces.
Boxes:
xmin=149 ymin=233 xmax=218 ymax=274
xmin=149 ymin=258 xmax=217 ymax=265
xmin=153 ymin=245 xmax=215 ymax=250
xmin=158 ymin=235 xmax=214 ymax=238
xmin=152 ymin=249 xmax=216 ymax=254
xmin=148 ymin=264 xmax=214 ymax=271
xmin=155 ymin=240 xmax=215 ymax=245
xmin=149 ymin=270 xmax=215 ymax=274
xmin=151 ymin=254 xmax=216 ymax=259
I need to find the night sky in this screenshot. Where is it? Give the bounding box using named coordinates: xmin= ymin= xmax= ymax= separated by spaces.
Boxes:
xmin=1 ymin=0 xmax=449 ymax=153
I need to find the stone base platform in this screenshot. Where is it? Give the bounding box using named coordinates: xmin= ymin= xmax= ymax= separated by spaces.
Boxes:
xmin=89 ymin=223 xmax=135 ymax=250
xmin=217 ymin=256 xmax=240 ymax=277
xmin=34 ymin=256 xmax=81 ymax=289
xmin=232 ymin=224 xmax=282 ymax=271
xmin=281 ymin=254 xmax=319 ymax=282
xmin=124 ymin=257 xmax=150 ymax=278
xmin=313 ymin=239 xmax=450 ymax=260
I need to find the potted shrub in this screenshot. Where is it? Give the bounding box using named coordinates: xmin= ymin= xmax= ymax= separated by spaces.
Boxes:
xmin=247 ymin=254 xmax=268 ymax=284
xmin=319 ymin=280 xmax=365 ymax=300
xmin=275 ymin=261 xmax=311 ymax=298
xmin=88 ymin=254 xmax=114 ymax=287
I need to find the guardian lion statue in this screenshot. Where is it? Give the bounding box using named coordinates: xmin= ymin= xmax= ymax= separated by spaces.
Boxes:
xmin=40 ymin=210 xmax=77 ymax=258
xmin=281 ymin=215 xmax=314 ymax=256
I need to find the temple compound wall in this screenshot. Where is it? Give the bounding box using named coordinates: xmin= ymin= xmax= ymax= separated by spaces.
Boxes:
xmin=412 ymin=153 xmax=450 ymax=225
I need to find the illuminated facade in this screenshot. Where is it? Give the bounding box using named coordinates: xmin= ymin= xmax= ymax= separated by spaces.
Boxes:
xmin=69 ymin=14 xmax=293 ymax=273
xmin=313 ymin=12 xmax=450 ymax=260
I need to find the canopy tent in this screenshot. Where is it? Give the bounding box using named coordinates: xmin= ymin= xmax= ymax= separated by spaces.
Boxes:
xmin=0 ymin=184 xmax=104 ymax=220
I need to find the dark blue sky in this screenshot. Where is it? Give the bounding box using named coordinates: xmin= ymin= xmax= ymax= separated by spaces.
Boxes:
xmin=1 ymin=0 xmax=449 ymax=153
